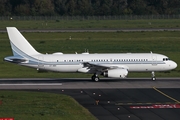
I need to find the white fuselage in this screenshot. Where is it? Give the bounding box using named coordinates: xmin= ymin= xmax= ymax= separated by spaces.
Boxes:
xmin=22 ymin=53 xmax=177 ymax=73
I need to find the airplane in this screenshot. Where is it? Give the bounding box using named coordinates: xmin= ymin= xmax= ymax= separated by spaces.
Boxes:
xmin=4 ymin=27 xmax=177 ymax=81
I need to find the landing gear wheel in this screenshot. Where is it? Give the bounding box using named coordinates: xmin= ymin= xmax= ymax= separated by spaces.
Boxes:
xmin=151 ymin=71 xmax=156 ymax=81
xmin=152 ymin=77 xmax=156 ymax=81
xmin=91 ymin=74 xmax=99 ymax=82
xmin=94 ymin=77 xmax=99 ymax=82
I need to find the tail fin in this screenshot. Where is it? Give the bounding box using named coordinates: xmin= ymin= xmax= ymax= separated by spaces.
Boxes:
xmin=6 ymin=27 xmax=39 ymax=56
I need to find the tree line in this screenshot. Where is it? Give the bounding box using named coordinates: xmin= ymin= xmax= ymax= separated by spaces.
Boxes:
xmin=0 ymin=0 xmax=179 ymax=16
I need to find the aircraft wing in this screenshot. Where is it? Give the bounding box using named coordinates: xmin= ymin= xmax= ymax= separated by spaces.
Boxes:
xmin=82 ymin=62 xmax=127 ymax=73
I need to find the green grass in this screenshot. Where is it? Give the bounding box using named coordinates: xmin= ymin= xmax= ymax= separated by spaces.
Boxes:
xmin=0 ymin=91 xmax=96 ymax=120
xmin=0 ymin=19 xmax=180 ymax=29
xmin=0 ymin=31 xmax=180 ymax=78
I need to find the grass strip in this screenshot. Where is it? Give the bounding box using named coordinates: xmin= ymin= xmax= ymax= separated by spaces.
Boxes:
xmin=0 ymin=19 xmax=180 ymax=29
xmin=0 ymin=91 xmax=97 ymax=120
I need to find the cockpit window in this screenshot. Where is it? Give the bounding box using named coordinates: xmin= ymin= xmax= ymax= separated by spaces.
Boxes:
xmin=163 ymin=58 xmax=170 ymax=61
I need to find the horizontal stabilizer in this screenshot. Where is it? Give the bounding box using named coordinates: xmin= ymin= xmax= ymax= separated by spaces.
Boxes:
xmin=4 ymin=56 xmax=28 ymax=63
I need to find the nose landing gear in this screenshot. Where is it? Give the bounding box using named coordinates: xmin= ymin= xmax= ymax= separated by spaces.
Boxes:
xmin=151 ymin=71 xmax=156 ymax=81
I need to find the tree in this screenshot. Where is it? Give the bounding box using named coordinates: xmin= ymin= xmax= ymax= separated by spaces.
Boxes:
xmin=14 ymin=4 xmax=30 ymax=15
xmin=169 ymin=0 xmax=180 ymax=14
xmin=76 ymin=0 xmax=93 ymax=16
xmin=54 ymin=0 xmax=67 ymax=15
xmin=111 ymin=0 xmax=128 ymax=15
xmin=98 ymin=0 xmax=112 ymax=15
xmin=128 ymin=0 xmax=148 ymax=15
xmin=66 ymin=0 xmax=76 ymax=16
xmin=0 ymin=0 xmax=12 ymax=15
xmin=0 ymin=0 xmax=179 ymax=16
xmin=32 ymin=0 xmax=55 ymax=15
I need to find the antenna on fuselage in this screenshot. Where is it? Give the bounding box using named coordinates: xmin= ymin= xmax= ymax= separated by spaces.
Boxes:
xmin=85 ymin=49 xmax=89 ymax=53
xmin=82 ymin=49 xmax=89 ymax=54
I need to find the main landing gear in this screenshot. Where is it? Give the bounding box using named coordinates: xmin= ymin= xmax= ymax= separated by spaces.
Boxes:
xmin=91 ymin=74 xmax=99 ymax=82
xmin=151 ymin=71 xmax=156 ymax=81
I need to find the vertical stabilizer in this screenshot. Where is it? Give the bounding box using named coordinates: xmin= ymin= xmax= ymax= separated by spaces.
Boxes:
xmin=6 ymin=27 xmax=39 ymax=56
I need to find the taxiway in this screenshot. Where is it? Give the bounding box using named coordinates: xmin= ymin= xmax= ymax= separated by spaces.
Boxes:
xmin=0 ymin=78 xmax=180 ymax=120
xmin=0 ymin=78 xmax=180 ymax=89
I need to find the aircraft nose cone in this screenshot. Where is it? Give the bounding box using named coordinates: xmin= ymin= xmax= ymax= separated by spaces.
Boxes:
xmin=172 ymin=61 xmax=177 ymax=69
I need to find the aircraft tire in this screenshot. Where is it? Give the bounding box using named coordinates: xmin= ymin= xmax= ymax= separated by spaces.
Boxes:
xmin=91 ymin=75 xmax=99 ymax=82
xmin=152 ymin=77 xmax=156 ymax=81
xmin=94 ymin=77 xmax=99 ymax=82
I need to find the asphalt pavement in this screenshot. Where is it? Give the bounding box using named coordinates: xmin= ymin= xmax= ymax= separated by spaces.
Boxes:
xmin=39 ymin=88 xmax=180 ymax=120
xmin=0 ymin=78 xmax=180 ymax=120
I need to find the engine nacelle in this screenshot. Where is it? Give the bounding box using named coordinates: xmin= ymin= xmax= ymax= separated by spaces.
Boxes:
xmin=103 ymin=69 xmax=128 ymax=78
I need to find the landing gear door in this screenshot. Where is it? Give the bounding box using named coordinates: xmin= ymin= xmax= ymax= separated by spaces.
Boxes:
xmin=152 ymin=55 xmax=157 ymax=66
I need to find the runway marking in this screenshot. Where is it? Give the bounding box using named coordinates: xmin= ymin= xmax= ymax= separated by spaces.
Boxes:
xmin=116 ymin=87 xmax=180 ymax=109
xmin=130 ymin=104 xmax=180 ymax=109
xmin=0 ymin=83 xmax=62 ymax=86
xmin=115 ymin=102 xmax=177 ymax=105
xmin=153 ymin=87 xmax=180 ymax=103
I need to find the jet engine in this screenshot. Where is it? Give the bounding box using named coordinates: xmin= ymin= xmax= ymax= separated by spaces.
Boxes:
xmin=103 ymin=69 xmax=128 ymax=78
